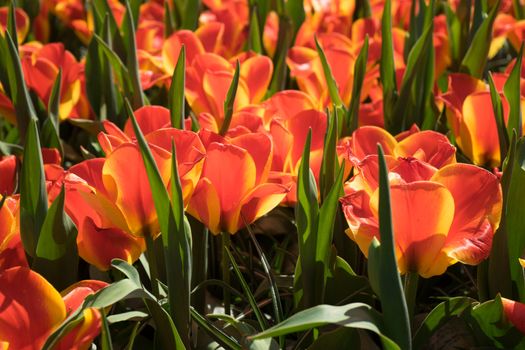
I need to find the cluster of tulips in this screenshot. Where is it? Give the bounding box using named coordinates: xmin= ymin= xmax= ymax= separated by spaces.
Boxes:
xmin=2 ymin=0 xmax=525 ymax=349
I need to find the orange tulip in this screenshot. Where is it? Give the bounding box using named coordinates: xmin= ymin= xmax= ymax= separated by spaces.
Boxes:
xmin=0 ymin=155 xmax=16 ymax=196
xmin=188 ymin=131 xmax=288 ymax=234
xmin=198 ymin=0 xmax=249 ymax=58
xmin=0 ymin=197 xmax=27 ymax=270
xmin=341 ymin=155 xmax=502 ymax=278
xmin=0 ymin=6 xmax=30 ymax=43
xmin=0 ymin=266 xmax=107 ymax=350
xmin=97 ymin=106 xmax=205 ymax=205
xmin=439 ymin=73 xmax=525 ymax=167
xmin=20 ymin=42 xmax=85 ymax=121
xmin=501 ymin=297 xmax=525 ymax=335
xmin=185 ymin=52 xmax=272 ymax=126
xmin=65 ymin=143 xmax=171 ymax=269
xmin=265 ymin=96 xmax=327 ymax=205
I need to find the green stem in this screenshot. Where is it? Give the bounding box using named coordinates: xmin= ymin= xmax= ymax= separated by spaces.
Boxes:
xmin=145 ymin=233 xmax=160 ymax=298
xmin=222 ymin=231 xmax=231 ymax=315
xmin=404 ymin=271 xmax=419 ymax=327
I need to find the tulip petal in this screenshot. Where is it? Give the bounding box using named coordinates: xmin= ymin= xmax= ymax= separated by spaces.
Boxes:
xmin=102 ymin=144 xmax=171 ymax=236
xmin=501 ymin=298 xmax=525 ymax=334
xmin=350 ymin=126 xmax=397 ymax=162
xmin=78 ymin=217 xmax=145 ymax=271
xmin=230 ymin=132 xmax=273 ymax=184
xmin=0 ymin=156 xmax=17 ymax=195
xmin=240 ymin=55 xmax=273 ymax=103
xmin=0 ymin=267 xmax=66 ymax=350
xmin=370 ymin=181 xmax=455 ymax=277
xmin=202 ymin=142 xmax=256 ymax=215
xmin=123 ymin=106 xmax=171 ymax=136
xmin=187 ymin=178 xmax=222 ymax=235
xmin=431 ymin=164 xmax=502 ymax=265
xmin=395 ymin=130 xmax=456 ymax=168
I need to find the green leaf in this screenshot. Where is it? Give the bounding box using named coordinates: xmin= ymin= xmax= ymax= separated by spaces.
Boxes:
xmin=391 ymin=17 xmax=434 ymax=132
xmin=2 ymin=31 xmax=37 ymax=140
xmin=247 ymin=6 xmax=263 ymax=54
xmin=7 ymin=1 xmax=18 ymax=50
xmin=180 ymin=0 xmax=201 ymax=30
xmin=268 ymin=15 xmax=293 ymax=95
xmin=309 ymin=328 xmax=360 ymax=350
xmin=319 ymin=109 xmax=338 ymax=201
xmin=504 ymin=44 xmax=523 ymax=139
xmin=145 ymin=298 xmax=187 ymax=350
xmin=92 ymin=34 xmax=134 ymax=100
xmin=295 ymin=130 xmax=320 ymax=307
xmin=20 ymin=118 xmax=48 ymax=257
xmin=315 ymin=37 xmax=345 ymax=109
xmin=368 ymin=145 xmax=411 ymax=350
xmin=191 ymin=307 xmax=242 ymax=350
xmin=168 ymin=45 xmax=186 ymax=129
xmin=380 ymin=0 xmax=398 ymax=127
xmin=106 ymin=311 xmax=148 ymax=324
xmin=346 ymin=36 xmax=369 ymax=135
xmin=33 ymin=186 xmax=78 ymax=290
xmin=100 ymin=312 xmax=113 ymax=350
xmin=285 ymin=0 xmax=305 ymax=34
xmin=127 ymin=102 xmax=192 ymax=346
xmin=413 ymin=297 xmax=476 ymax=350
xmin=488 ymin=73 xmax=509 ymax=163
xmin=460 ymin=1 xmax=499 ymax=78
xmin=467 ymin=295 xmax=525 ymax=348
xmin=219 ymin=60 xmax=240 ymax=136
xmin=251 ymin=303 xmax=400 ymax=349
xmin=226 ymin=248 xmax=268 ymax=330
xmin=122 ymin=0 xmax=144 ymax=109
xmin=41 ymin=70 xmax=63 ymax=157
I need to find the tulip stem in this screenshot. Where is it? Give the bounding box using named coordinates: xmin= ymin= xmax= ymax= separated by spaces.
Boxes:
xmin=404 ymin=271 xmax=419 ymax=327
xmin=222 ymin=231 xmax=231 ymax=315
xmin=145 ymin=233 xmax=160 ymax=298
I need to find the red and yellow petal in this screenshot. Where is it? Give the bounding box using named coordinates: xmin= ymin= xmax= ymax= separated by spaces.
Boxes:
xmin=369 ymin=181 xmax=456 ymax=277
xmin=0 ymin=267 xmax=66 ymax=350
xmin=431 ymin=164 xmax=502 ymax=265
xmin=123 ymin=106 xmax=171 ymax=137
xmin=187 ymin=178 xmax=222 ymax=235
xmin=395 ymin=130 xmax=456 ymax=168
xmin=77 ymin=217 xmax=145 ymax=271
xmin=350 ymin=126 xmax=398 ymax=162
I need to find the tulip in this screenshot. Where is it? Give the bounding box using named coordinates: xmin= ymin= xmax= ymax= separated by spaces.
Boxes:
xmin=0 ymin=6 xmax=30 ymax=43
xmin=341 ymin=125 xmax=457 ymax=168
xmin=0 ymin=197 xmax=27 ymax=270
xmin=501 ymin=297 xmax=525 ymax=335
xmin=65 ymin=143 xmax=172 ymax=270
xmin=0 ymin=266 xmax=107 ymax=350
xmin=188 ymin=131 xmax=288 ymax=234
xmin=439 ymin=73 xmax=525 ymax=167
xmin=20 ymin=43 xmax=85 ymax=120
xmin=0 ymin=155 xmax=16 ymax=196
xmin=341 ymin=156 xmax=502 ymax=278
xmin=185 ymin=52 xmax=272 ymax=127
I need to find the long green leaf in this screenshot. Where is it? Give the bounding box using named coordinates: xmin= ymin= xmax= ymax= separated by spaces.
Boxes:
xmin=225 ymin=248 xmax=268 ymax=330
xmin=219 ymin=60 xmax=241 ymax=135
xmin=251 ymin=303 xmax=400 ymax=349
xmin=123 ymin=0 xmax=144 ymax=109
xmin=380 ymin=0 xmax=398 ymax=127
xmin=488 ymin=73 xmax=509 ymax=163
xmin=460 ymin=1 xmax=499 ymax=78
xmin=168 ymin=45 xmax=186 ymax=129
xmin=33 ymin=186 xmax=78 ymax=290
xmin=127 ymin=101 xmax=191 ymax=345
xmin=247 ymin=6 xmax=263 ymax=53
xmin=369 ymin=145 xmax=411 ymax=349
xmin=295 ymin=130 xmax=320 ymax=308
xmin=346 ymin=36 xmax=369 ymax=135
xmin=504 ymin=44 xmax=523 ymax=139
xmin=191 ymin=307 xmax=242 ymax=350
xmin=20 ymin=118 xmax=48 ymax=257
xmin=315 ymin=37 xmax=345 ymax=109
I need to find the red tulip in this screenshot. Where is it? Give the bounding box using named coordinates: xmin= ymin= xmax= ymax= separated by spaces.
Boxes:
xmin=0 ymin=267 xmax=107 ymax=350
xmin=188 ymin=131 xmax=288 ymax=234
xmin=0 ymin=197 xmax=27 ymax=270
xmin=0 ymin=155 xmax=16 ymax=196
xmin=341 ymin=156 xmax=502 ymax=278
